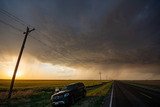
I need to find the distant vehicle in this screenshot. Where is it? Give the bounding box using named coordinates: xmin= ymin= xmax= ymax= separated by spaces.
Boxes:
xmin=50 ymin=82 xmax=86 ymax=106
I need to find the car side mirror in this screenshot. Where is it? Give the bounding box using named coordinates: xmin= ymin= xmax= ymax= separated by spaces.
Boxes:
xmin=55 ymin=87 xmax=60 ymax=93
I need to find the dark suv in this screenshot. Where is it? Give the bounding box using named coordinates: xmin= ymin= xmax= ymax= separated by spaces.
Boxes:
xmin=50 ymin=82 xmax=86 ymax=106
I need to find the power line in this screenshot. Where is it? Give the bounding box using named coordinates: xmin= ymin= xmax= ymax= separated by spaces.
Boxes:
xmin=0 ymin=18 xmax=74 ymax=65
xmin=31 ymin=31 xmax=88 ymax=67
xmin=0 ymin=19 xmax=23 ymax=32
xmin=0 ymin=19 xmax=71 ymax=63
xmin=0 ymin=8 xmax=89 ymax=68
xmin=0 ymin=8 xmax=99 ymax=83
xmin=0 ymin=8 xmax=31 ymax=27
xmin=29 ymin=35 xmax=70 ymax=61
xmin=0 ymin=9 xmax=70 ymax=61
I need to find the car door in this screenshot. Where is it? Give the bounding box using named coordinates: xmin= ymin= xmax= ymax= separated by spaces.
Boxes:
xmin=73 ymin=84 xmax=79 ymax=100
xmin=77 ymin=83 xmax=84 ymax=97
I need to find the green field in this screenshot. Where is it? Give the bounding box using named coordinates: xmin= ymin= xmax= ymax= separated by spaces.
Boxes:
xmin=0 ymin=80 xmax=111 ymax=107
xmin=0 ymin=80 xmax=104 ymax=90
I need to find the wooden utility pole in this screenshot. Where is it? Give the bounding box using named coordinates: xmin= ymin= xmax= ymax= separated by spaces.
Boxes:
xmin=99 ymin=72 xmax=101 ymax=80
xmin=8 ymin=27 xmax=35 ymax=99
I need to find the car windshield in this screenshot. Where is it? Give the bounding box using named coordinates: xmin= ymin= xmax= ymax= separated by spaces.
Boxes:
xmin=62 ymin=84 xmax=76 ymax=91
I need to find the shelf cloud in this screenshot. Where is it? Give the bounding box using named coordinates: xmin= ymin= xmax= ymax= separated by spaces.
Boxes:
xmin=0 ymin=0 xmax=160 ymax=79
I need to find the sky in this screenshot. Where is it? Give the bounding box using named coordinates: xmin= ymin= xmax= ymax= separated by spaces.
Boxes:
xmin=0 ymin=0 xmax=160 ymax=80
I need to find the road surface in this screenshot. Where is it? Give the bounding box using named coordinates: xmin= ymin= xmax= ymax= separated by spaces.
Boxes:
xmin=104 ymin=81 xmax=160 ymax=107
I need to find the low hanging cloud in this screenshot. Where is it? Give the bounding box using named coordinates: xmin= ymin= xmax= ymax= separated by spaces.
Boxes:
xmin=0 ymin=0 xmax=160 ymax=79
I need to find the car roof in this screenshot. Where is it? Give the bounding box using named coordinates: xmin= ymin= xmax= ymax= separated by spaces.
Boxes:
xmin=68 ymin=82 xmax=84 ymax=86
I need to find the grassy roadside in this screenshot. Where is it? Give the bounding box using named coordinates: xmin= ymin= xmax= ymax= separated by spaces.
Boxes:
xmin=0 ymin=91 xmax=53 ymax=107
xmin=0 ymin=80 xmax=108 ymax=107
xmin=0 ymin=80 xmax=105 ymax=99
xmin=72 ymin=82 xmax=112 ymax=107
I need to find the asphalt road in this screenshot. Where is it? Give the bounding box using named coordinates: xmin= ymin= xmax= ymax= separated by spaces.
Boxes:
xmin=105 ymin=81 xmax=160 ymax=107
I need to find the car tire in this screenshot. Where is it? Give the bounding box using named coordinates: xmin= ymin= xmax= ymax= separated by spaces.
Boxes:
xmin=83 ymin=91 xmax=86 ymax=98
xmin=71 ymin=96 xmax=75 ymax=104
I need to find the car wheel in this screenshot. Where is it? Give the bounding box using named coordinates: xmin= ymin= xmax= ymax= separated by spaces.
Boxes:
xmin=83 ymin=91 xmax=86 ymax=98
xmin=71 ymin=96 xmax=75 ymax=104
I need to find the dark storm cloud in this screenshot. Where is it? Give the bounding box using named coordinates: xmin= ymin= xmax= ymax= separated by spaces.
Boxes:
xmin=0 ymin=0 xmax=160 ymax=77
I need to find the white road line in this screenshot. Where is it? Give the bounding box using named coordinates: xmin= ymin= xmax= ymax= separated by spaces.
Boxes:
xmin=109 ymin=84 xmax=114 ymax=107
xmin=139 ymin=92 xmax=152 ymax=99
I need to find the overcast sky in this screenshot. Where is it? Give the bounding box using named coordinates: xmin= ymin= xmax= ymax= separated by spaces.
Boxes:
xmin=0 ymin=0 xmax=160 ymax=80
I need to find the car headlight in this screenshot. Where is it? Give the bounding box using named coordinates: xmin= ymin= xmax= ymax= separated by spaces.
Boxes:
xmin=64 ymin=93 xmax=69 ymax=97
